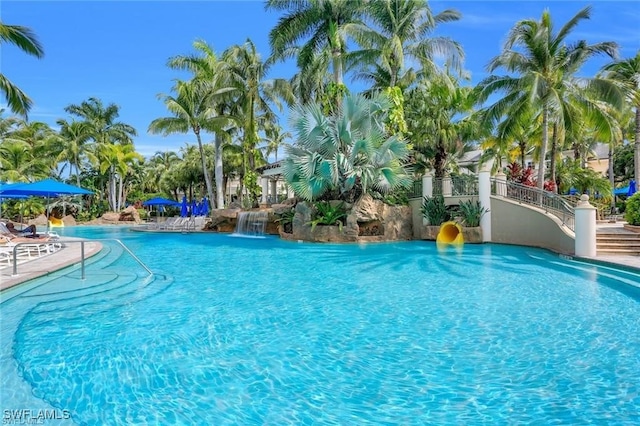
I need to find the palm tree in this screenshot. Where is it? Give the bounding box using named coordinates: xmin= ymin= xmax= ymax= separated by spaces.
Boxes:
xmin=283 ymin=92 xmax=413 ymax=202
xmin=262 ymin=124 xmax=291 ymax=162
xmin=405 ymin=73 xmax=479 ymax=178
xmin=224 ymin=39 xmax=292 ymax=203
xmin=55 ymin=119 xmax=94 ymax=187
xmin=600 ymin=52 xmax=640 ymax=183
xmin=266 ymin=0 xmax=366 ymax=107
xmin=0 ymin=21 xmax=44 ymax=116
xmin=167 ymin=40 xmax=237 ymax=210
xmin=150 ymin=80 xmax=230 ymax=211
xmin=354 ymin=0 xmax=463 ymax=89
xmin=475 ymin=6 xmax=620 ymax=190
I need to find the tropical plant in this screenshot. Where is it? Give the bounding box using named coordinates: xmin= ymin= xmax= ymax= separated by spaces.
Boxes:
xmin=405 ymin=73 xmax=480 ymax=178
xmin=624 ymin=192 xmax=640 ymax=225
xmin=0 ymin=21 xmax=44 ymax=116
xmin=266 ymin=0 xmax=365 ymax=109
xmin=600 ymin=52 xmax=640 ymax=183
xmin=274 ymin=208 xmax=295 ymax=233
xmin=354 ymin=0 xmax=463 ymax=88
xmin=307 ymin=201 xmax=347 ymax=231
xmin=457 ymin=199 xmax=488 ymax=227
xmin=421 ymin=194 xmax=449 ymax=226
xmin=475 ymin=6 xmax=621 ymax=190
xmin=167 ymin=39 xmax=237 ymax=210
xmin=283 ymin=92 xmax=413 ymax=203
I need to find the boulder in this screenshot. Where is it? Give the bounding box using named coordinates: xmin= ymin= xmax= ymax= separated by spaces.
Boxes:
xmin=119 ymin=206 xmax=141 ymax=223
xmin=101 ymin=212 xmax=121 ymax=222
xmin=61 ymin=214 xmax=77 ymax=226
xmin=29 ymin=214 xmax=49 ymax=226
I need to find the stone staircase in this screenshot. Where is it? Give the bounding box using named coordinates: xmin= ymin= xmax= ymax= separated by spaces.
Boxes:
xmin=597 ymin=229 xmax=640 ymax=256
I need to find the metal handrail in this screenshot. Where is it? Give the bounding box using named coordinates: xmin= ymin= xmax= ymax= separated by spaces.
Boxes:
xmin=433 ymin=176 xmax=479 ymax=196
xmin=491 ymin=179 xmax=575 ymax=231
xmin=11 ymin=238 xmax=153 ymax=279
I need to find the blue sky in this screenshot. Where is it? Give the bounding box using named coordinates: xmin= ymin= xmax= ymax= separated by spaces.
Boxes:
xmin=2 ymin=1 xmax=639 ymax=158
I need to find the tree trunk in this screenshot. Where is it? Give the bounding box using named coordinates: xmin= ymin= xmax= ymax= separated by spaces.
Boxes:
xmin=536 ymin=107 xmax=549 ymax=190
xmin=609 ymin=143 xmax=616 ymax=214
xmin=519 ymin=141 xmax=526 ymax=170
xmin=549 ymin=122 xmax=558 ymax=193
xmin=214 ymin=132 xmax=224 ymax=210
xmin=635 ymin=105 xmax=640 ymax=184
xmin=195 ymin=131 xmax=216 ymax=215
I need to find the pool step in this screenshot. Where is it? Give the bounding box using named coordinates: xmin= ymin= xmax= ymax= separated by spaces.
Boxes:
xmin=597 ymin=231 xmax=640 ymax=256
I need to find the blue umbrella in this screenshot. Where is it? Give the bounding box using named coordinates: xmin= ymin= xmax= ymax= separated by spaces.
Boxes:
xmin=614 ymin=186 xmax=630 ymax=195
xmin=0 ymin=178 xmax=92 ymax=197
xmin=190 ymin=199 xmax=198 ymax=216
xmin=180 ymin=196 xmax=188 ymax=217
xmin=142 ymin=197 xmax=180 ymax=207
xmin=629 ymin=180 xmax=637 ymax=196
xmin=201 ymin=197 xmax=209 ymax=216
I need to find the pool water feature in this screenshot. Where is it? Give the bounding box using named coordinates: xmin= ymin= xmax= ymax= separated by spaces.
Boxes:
xmin=2 ymin=226 xmax=640 ymax=424
xmin=233 ymin=211 xmax=268 ymax=237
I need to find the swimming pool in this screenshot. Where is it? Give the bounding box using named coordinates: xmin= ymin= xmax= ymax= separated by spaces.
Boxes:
xmin=2 ymin=226 xmax=640 ymax=424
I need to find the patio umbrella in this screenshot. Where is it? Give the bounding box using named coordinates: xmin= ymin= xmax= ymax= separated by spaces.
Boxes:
xmin=142 ymin=197 xmax=180 ymax=207
xmin=201 ymin=197 xmax=209 ymax=216
xmin=629 ymin=180 xmax=637 ymax=196
xmin=190 ymin=199 xmax=198 ymax=216
xmin=614 ymin=186 xmax=630 ymax=195
xmin=0 ymin=179 xmax=93 ymax=230
xmin=180 ymin=196 xmax=188 ymax=217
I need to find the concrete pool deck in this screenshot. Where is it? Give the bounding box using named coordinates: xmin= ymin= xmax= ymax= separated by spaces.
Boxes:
xmin=1 ymin=223 xmax=639 ymax=293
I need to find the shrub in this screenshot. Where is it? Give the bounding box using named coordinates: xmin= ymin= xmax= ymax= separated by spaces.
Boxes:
xmin=275 ymin=209 xmax=295 ymax=234
xmin=458 ymin=199 xmax=488 ymax=227
xmin=625 ymin=193 xmax=640 ymax=225
xmin=307 ymin=201 xmax=347 ymax=231
xmin=421 ymin=195 xmax=450 ymax=226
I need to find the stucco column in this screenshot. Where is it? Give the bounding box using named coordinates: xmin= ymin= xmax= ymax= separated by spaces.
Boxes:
xmin=495 ymin=171 xmax=507 ymax=197
xmin=575 ymin=194 xmax=597 ymax=257
xmin=260 ymin=177 xmax=269 ymax=204
xmin=442 ymin=174 xmax=452 ymax=197
xmin=270 ymin=179 xmax=277 ymax=204
xmin=421 ymin=171 xmax=433 ymax=198
xmin=478 ymin=167 xmax=492 ymax=242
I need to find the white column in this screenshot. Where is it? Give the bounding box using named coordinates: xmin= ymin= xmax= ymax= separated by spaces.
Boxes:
xmin=421 ymin=171 xmax=433 ymax=198
xmin=495 ymin=171 xmax=507 ymax=197
xmin=442 ymin=174 xmax=452 ymax=197
xmin=270 ymin=179 xmax=277 ymax=204
xmin=575 ymin=194 xmax=597 ymax=257
xmin=479 ymin=161 xmax=493 ymax=242
xmin=260 ymin=177 xmax=269 ymax=205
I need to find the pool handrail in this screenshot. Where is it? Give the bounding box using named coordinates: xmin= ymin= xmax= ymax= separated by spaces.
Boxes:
xmin=11 ymin=238 xmax=153 ymax=279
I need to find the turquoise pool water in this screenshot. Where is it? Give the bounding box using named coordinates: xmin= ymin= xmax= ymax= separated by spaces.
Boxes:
xmin=2 ymin=226 xmax=640 ymax=424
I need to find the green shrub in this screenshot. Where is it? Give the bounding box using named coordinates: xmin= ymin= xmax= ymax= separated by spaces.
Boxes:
xmin=307 ymin=201 xmax=347 ymax=231
xmin=421 ymin=195 xmax=450 ymax=226
xmin=458 ymin=199 xmax=489 ymax=227
xmin=625 ymin=193 xmax=640 ymax=225
xmin=275 ymin=209 xmax=295 ymax=233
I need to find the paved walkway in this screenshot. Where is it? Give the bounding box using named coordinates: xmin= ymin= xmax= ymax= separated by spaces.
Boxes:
xmin=0 ymin=239 xmax=102 ymax=291
xmin=585 ymin=221 xmax=640 ymax=270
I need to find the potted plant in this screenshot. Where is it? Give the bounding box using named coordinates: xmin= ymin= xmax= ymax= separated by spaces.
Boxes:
xmin=457 ymin=199 xmax=488 ymax=243
xmin=421 ymin=195 xmax=450 ymax=240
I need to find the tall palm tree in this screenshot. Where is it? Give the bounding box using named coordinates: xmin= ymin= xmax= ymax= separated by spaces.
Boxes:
xmin=600 ymin=52 xmax=640 ymax=183
xmin=65 ymin=97 xmax=137 ymax=209
xmin=55 ymin=119 xmax=94 ymax=187
xmin=149 ymin=79 xmax=228 ymax=211
xmin=167 ymin=40 xmax=237 ymax=210
xmin=0 ymin=21 xmax=44 ymax=116
xmin=475 ymin=6 xmax=620 ymax=190
xmin=267 ymin=0 xmax=366 ymax=107
xmin=262 ymin=124 xmax=291 ymax=162
xmin=224 ymin=39 xmax=292 ymax=203
xmin=354 ymin=0 xmax=463 ymax=89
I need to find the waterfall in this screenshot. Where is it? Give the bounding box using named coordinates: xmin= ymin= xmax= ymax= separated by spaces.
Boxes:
xmin=232 ymin=211 xmax=268 ymax=238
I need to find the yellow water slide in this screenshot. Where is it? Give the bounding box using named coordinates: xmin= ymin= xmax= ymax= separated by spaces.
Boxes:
xmin=49 ymin=217 xmax=65 ymax=228
xmin=436 ymin=221 xmax=464 ymax=247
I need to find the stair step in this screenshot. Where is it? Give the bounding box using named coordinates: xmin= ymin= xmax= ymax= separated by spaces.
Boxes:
xmin=597 ymin=242 xmax=640 ymax=247
xmin=598 ymin=250 xmax=640 ymax=255
xmin=597 ymin=234 xmax=640 ymax=239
